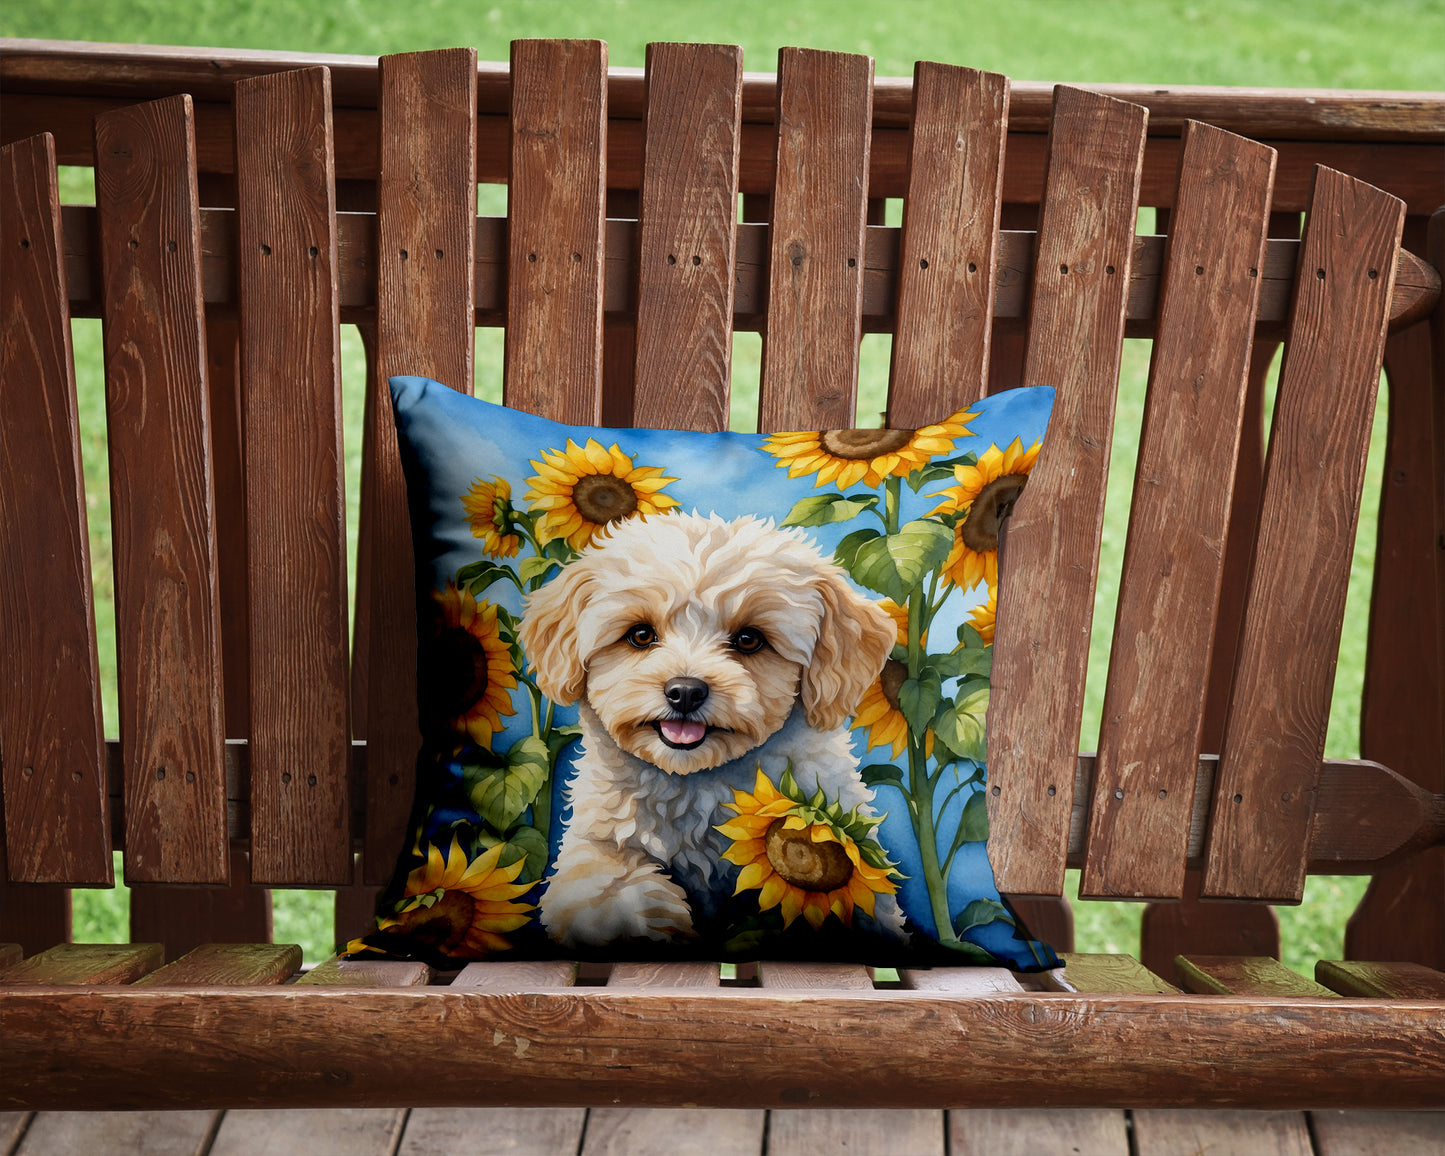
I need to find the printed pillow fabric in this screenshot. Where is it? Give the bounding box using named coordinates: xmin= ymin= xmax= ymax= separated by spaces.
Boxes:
xmin=346 ymin=377 xmax=1059 ymax=971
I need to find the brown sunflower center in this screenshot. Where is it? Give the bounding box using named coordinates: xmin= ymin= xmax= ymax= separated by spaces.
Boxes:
xmin=879 ymin=658 xmax=908 ymax=711
xmin=425 ymin=625 xmax=488 ymax=719
xmin=765 ymin=818 xmax=855 ymax=892
xmin=958 ymin=473 xmax=1029 ymax=553
xmin=819 ymin=427 xmax=917 ymax=460
xmin=572 ymin=473 xmax=639 ymax=525
xmin=391 ymin=890 xmax=475 ymax=954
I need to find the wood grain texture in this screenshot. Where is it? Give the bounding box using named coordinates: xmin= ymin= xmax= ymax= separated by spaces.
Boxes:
xmin=233 ymin=67 xmax=352 ymax=885
xmin=1204 ymin=167 xmax=1407 ymax=902
xmin=0 ymin=944 xmax=19 ymax=967
xmin=1311 ymin=1110 xmax=1445 ymax=1156
xmin=132 ymin=942 xmax=301 ymax=986
xmin=1316 ymin=959 xmax=1445 ymax=998
xmin=899 ymin=967 xmax=1024 ymax=993
xmin=128 ymin=847 xmax=272 ymax=962
xmin=3 ymin=987 xmax=1444 ymax=1110
xmin=0 ymin=132 xmax=110 ymax=885
xmin=608 ymin=962 xmax=720 ymax=988
xmin=631 ymin=42 xmax=741 ymax=432
xmin=986 ymin=87 xmax=1148 ymax=896
xmin=1083 ymin=123 xmax=1275 ymax=900
xmin=361 ymin=49 xmax=477 ymax=886
xmin=0 ymin=942 xmax=162 ymax=984
xmin=0 ymin=872 xmax=70 ymax=956
xmin=451 ymin=960 xmax=578 ymax=988
xmin=757 ymin=48 xmax=874 ymax=434
xmin=1175 ymin=955 xmax=1336 ymax=997
xmin=584 ymin=1108 xmax=763 ymax=1156
xmin=400 ymin=1108 xmax=587 ymax=1156
xmin=1132 ymin=1110 xmax=1312 ymax=1156
xmin=93 ymin=95 xmax=228 ymax=885
xmin=297 ymin=955 xmax=432 ymax=987
xmin=504 ymin=39 xmax=607 ymax=424
xmin=1055 ymin=953 xmax=1181 ymax=994
xmin=1348 ymin=851 xmax=1445 ymax=971
xmin=888 ymin=64 xmax=1009 ymax=423
xmin=757 ymin=961 xmax=873 ymax=990
xmin=951 ymin=1109 xmax=1128 ymax=1156
xmin=1 ymin=1113 xmax=31 ymax=1154
xmin=1139 ymin=870 xmax=1279 ymax=980
xmin=208 ymin=1109 xmax=404 ymax=1156
xmin=770 ymin=1110 xmax=943 ymax=1156
xmin=14 ymin=1110 xmax=219 ymax=1156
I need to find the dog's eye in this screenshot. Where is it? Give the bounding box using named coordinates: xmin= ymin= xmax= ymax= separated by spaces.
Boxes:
xmin=730 ymin=627 xmax=766 ymax=654
xmin=624 ymin=624 xmax=657 ymax=649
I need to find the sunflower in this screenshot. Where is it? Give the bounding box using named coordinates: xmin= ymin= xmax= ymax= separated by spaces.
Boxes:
xmin=764 ymin=408 xmax=976 ymax=490
xmin=717 ymin=769 xmax=899 ymax=931
xmin=461 ymin=475 xmax=521 ymax=557
xmin=966 ymin=588 xmax=996 ymax=645
xmin=878 ymin=597 xmax=929 ymax=648
xmin=930 ymin=438 xmax=1042 ymax=591
xmin=852 ymin=658 xmax=910 ymax=758
xmin=365 ymin=837 xmax=536 ymax=959
xmin=422 ymin=582 xmax=517 ymax=748
xmin=525 ymin=438 xmax=679 ymax=551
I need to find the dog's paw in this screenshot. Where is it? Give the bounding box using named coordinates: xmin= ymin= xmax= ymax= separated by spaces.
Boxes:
xmin=542 ymin=845 xmax=695 ymax=949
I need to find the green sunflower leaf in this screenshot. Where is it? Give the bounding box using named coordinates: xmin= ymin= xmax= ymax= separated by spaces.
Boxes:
xmin=955 ymin=897 xmax=1015 ymax=936
xmin=498 ymin=825 xmax=549 ymax=883
xmin=861 ymin=765 xmax=905 ymax=792
xmin=944 ymin=938 xmax=1002 ymax=964
xmin=956 ymin=623 xmax=987 ymax=650
xmin=905 ymin=462 xmax=962 ymax=493
xmin=850 ymin=519 xmax=955 ymax=602
xmin=518 ymin=554 xmax=561 ymax=586
xmin=899 ymin=671 xmax=943 ymax=733
xmin=781 ymin=493 xmax=880 ymax=527
xmin=927 ymin=646 xmax=992 ymax=681
xmin=957 ymin=789 xmax=990 ymax=843
xmin=833 ymin=527 xmax=881 ymax=572
xmin=542 ymin=538 xmax=575 ymax=562
xmin=467 ymin=736 xmax=549 ymax=830
xmin=545 ymin=724 xmax=581 ymax=762
xmin=933 ymin=684 xmax=991 ymax=762
xmin=457 ymin=559 xmax=522 ymax=594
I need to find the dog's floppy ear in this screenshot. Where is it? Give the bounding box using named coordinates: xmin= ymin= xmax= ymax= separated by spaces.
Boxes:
xmin=801 ymin=570 xmax=896 ymax=730
xmin=517 ymin=560 xmax=595 ymax=705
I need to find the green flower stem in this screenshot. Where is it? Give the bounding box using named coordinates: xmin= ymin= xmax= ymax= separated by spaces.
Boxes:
xmin=884 ymin=476 xmax=901 ymax=535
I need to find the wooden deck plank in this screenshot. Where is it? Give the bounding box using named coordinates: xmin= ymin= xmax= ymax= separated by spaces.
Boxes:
xmin=0 ymin=132 xmax=110 ymax=885
xmin=297 ymin=955 xmax=432 ymax=987
xmin=399 ymin=1108 xmax=587 ymax=1156
xmin=132 ymin=942 xmax=301 ymax=987
xmin=631 ymin=42 xmax=741 ymax=432
xmin=1176 ymin=955 xmax=1337 ymax=997
xmin=1132 ymin=1110 xmax=1313 ymax=1156
xmin=758 ymin=47 xmax=873 ymax=433
xmin=362 ymin=48 xmax=477 ymax=885
xmin=986 ymin=87 xmax=1148 ymax=897
xmin=233 ymin=66 xmax=352 ymax=886
xmin=15 ymin=1111 xmax=218 ymax=1156
xmin=93 ymin=94 xmax=228 ymax=886
xmin=1 ymin=1113 xmax=32 ymax=1154
xmin=1083 ymin=122 xmax=1275 ymax=901
xmin=208 ymin=1109 xmax=403 ymax=1156
xmin=0 ymin=942 xmax=162 ymax=985
xmin=1316 ymin=959 xmax=1445 ymax=998
xmin=1310 ymin=1110 xmax=1445 ymax=1155
xmin=1203 ymin=166 xmax=1406 ymax=903
xmin=769 ymin=1109 xmax=943 ymax=1156
xmin=583 ymin=1109 xmax=764 ymax=1156
xmin=950 ymin=1109 xmax=1129 ymax=1155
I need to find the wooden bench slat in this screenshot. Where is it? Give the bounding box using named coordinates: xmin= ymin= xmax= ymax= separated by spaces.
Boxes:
xmin=770 ymin=1110 xmax=943 ymax=1156
xmin=0 ymin=944 xmax=20 ymax=967
xmin=1049 ymin=952 xmax=1181 ymax=994
xmin=888 ymin=63 xmax=1008 ymax=422
xmin=630 ymin=43 xmax=742 ymax=433
xmin=233 ymin=67 xmax=353 ymax=886
xmin=951 ymin=1109 xmax=1130 ymax=1156
xmin=756 ymin=961 xmax=873 ymax=990
xmin=0 ymin=132 xmax=111 ymax=886
xmin=503 ymin=39 xmax=606 ymax=424
xmin=359 ymin=48 xmax=478 ymax=886
xmin=451 ymin=960 xmax=579 ymax=988
xmin=131 ymin=941 xmax=300 ymax=986
xmin=0 ymin=942 xmax=163 ymax=984
xmin=0 ymin=875 xmax=71 ymax=957
xmin=758 ymin=47 xmax=874 ymax=433
xmin=1176 ymin=955 xmax=1337 ymax=997
xmin=607 ymin=961 xmax=721 ymax=988
xmin=1316 ymin=959 xmax=1445 ymax=999
xmin=1132 ymin=1110 xmax=1313 ymax=1156
xmin=1083 ymin=122 xmax=1276 ymax=901
xmin=1204 ymin=167 xmax=1407 ymax=903
xmin=899 ymin=967 xmax=1023 ymax=993
xmin=297 ymin=954 xmax=433 ymax=987
xmin=128 ymin=846 xmax=272 ymax=962
xmin=93 ymin=94 xmax=230 ymax=886
xmin=987 ymin=87 xmax=1148 ymax=897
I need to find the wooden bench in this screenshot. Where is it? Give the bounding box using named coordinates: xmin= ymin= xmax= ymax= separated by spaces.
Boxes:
xmin=1 ymin=36 xmax=1444 ymax=1127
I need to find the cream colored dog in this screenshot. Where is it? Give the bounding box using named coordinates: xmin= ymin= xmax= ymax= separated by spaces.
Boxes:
xmin=518 ymin=511 xmax=905 ymax=949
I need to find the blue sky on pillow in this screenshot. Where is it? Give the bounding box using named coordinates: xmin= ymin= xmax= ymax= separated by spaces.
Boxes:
xmin=369 ymin=377 xmax=1056 ymax=969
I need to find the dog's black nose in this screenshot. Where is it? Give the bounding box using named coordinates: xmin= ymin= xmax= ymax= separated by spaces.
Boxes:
xmin=664 ymin=677 xmax=709 ymax=714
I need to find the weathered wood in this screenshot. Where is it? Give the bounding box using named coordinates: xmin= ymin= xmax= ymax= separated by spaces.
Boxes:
xmin=128 ymin=846 xmax=272 ymax=962
xmin=1316 ymin=960 xmax=1445 ymax=999
xmin=608 ymin=962 xmax=721 ymax=988
xmin=14 ymin=1110 xmax=219 ymax=1156
xmin=887 ymin=63 xmax=1008 ymax=422
xmin=297 ymin=955 xmax=432 ymax=987
xmin=0 ymin=132 xmax=110 ymax=885
xmin=1052 ymin=953 xmax=1181 ymax=994
xmin=132 ymin=942 xmax=301 ymax=986
xmin=0 ymin=873 xmax=70 ymax=957
xmin=400 ymin=1108 xmax=588 ymax=1156
xmin=1132 ymin=1110 xmax=1313 ymax=1156
xmin=770 ymin=1110 xmax=943 ymax=1156
xmin=233 ymin=67 xmax=352 ymax=886
xmin=987 ymin=87 xmax=1148 ymax=897
xmin=579 ymin=1108 xmax=760 ymax=1156
xmin=1 ymin=1113 xmax=31 ymax=1153
xmin=1084 ymin=123 xmax=1275 ymax=901
xmin=950 ymin=1109 xmax=1129 ymax=1156
xmin=0 ymin=944 xmax=20 ymax=967
xmin=93 ymin=95 xmax=229 ymax=886
xmin=1310 ymin=1110 xmax=1445 ymax=1156
xmin=1204 ymin=167 xmax=1407 ymax=902
xmin=899 ymin=967 xmax=1023 ymax=993
xmin=1175 ymin=955 xmax=1337 ymax=997
xmin=631 ymin=42 xmax=741 ymax=432
xmin=361 ymin=49 xmax=477 ymax=887
xmin=0 ymin=942 xmax=162 ymax=984
xmin=1139 ymin=870 xmax=1280 ymax=981
xmin=758 ymin=48 xmax=873 ymax=433
xmin=757 ymin=961 xmax=873 ymax=990
xmin=451 ymin=960 xmax=579 ymax=988
xmin=208 ymin=1109 xmax=404 ymax=1156
xmin=504 ymin=39 xmax=607 ymax=424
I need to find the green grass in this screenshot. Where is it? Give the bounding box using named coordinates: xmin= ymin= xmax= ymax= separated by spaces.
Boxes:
xmin=22 ymin=0 xmax=1442 ymax=969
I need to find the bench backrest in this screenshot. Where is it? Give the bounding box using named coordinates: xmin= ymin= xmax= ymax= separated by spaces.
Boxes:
xmin=1 ymin=42 xmax=1438 ymax=951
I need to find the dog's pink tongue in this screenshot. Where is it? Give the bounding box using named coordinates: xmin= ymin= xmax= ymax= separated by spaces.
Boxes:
xmin=661 ymin=719 xmax=706 ymax=745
